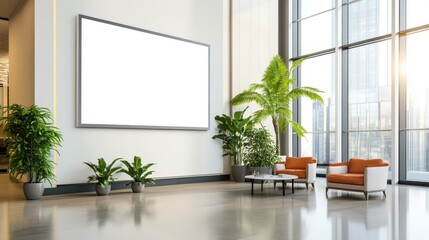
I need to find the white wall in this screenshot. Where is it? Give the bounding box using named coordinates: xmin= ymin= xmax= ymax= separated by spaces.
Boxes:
xmin=231 ymin=0 xmax=278 ymax=131
xmin=34 ymin=0 xmax=230 ymax=184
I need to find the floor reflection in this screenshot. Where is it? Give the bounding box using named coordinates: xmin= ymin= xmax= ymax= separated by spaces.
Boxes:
xmin=3 ymin=200 xmax=55 ymax=240
xmin=327 ymin=194 xmax=389 ymax=239
xmin=83 ymin=192 xmax=155 ymax=229
xmin=87 ymin=195 xmax=115 ymax=228
xmin=0 ymin=179 xmax=429 ymax=240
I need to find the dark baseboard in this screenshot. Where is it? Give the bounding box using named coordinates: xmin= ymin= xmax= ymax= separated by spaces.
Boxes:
xmin=316 ymin=173 xmax=326 ymax=178
xmin=43 ymin=174 xmax=230 ymax=196
xmin=398 ymin=180 xmax=429 ymax=187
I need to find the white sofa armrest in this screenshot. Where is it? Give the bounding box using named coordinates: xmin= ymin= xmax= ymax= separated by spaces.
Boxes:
xmin=365 ymin=166 xmax=389 ymax=191
xmin=307 ymin=163 xmax=317 ymax=182
xmin=273 ymin=163 xmax=285 ymax=174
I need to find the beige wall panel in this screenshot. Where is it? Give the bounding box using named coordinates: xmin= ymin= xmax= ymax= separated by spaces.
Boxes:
xmin=9 ymin=0 xmax=34 ymax=106
xmin=232 ymin=0 xmax=278 ymax=132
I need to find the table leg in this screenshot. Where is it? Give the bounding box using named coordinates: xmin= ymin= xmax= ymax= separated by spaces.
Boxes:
xmin=292 ymin=179 xmax=295 ymax=194
xmin=282 ymin=180 xmax=285 ymax=196
xmin=261 ymin=181 xmax=264 ymax=192
xmin=251 ymin=179 xmax=254 ymax=195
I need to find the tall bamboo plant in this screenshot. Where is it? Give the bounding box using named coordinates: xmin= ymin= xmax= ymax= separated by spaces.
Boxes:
xmin=231 ymin=54 xmax=324 ymax=148
xmin=1 ymin=104 xmax=63 ymax=184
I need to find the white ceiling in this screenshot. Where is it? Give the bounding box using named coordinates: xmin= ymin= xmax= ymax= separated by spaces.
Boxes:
xmin=0 ymin=0 xmax=22 ymax=19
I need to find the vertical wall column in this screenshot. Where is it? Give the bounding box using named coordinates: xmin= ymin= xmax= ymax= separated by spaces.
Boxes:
xmin=278 ymin=0 xmax=289 ymax=156
xmin=231 ymin=0 xmax=278 ymax=132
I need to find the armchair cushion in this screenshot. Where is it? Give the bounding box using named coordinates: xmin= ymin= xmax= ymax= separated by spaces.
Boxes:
xmin=348 ymin=158 xmax=383 ymax=174
xmin=327 ymin=173 xmax=364 ymax=185
xmin=276 ymin=169 xmax=307 ymax=179
xmin=285 ymin=157 xmax=315 ymax=170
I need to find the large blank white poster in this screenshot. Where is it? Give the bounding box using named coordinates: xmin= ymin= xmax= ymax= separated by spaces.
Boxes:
xmin=78 ymin=15 xmax=209 ymax=130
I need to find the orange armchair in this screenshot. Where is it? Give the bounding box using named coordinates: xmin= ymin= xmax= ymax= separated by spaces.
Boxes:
xmin=326 ymin=158 xmax=389 ymax=200
xmin=273 ymin=157 xmax=317 ymax=189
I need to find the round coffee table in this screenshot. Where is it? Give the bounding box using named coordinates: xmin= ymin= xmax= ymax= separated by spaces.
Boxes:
xmin=244 ymin=174 xmax=298 ymax=196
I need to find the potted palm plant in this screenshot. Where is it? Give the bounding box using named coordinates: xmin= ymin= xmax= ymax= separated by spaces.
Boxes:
xmin=119 ymin=156 xmax=155 ymax=193
xmin=84 ymin=158 xmax=122 ymax=196
xmin=231 ymin=54 xmax=324 ymax=150
xmin=0 ymin=104 xmax=63 ymax=200
xmin=212 ymin=107 xmax=254 ymax=182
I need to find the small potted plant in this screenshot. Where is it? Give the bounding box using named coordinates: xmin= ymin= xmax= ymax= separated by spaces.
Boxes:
xmin=119 ymin=156 xmax=155 ymax=193
xmin=84 ymin=158 xmax=122 ymax=196
xmin=0 ymin=104 xmax=63 ymax=200
xmin=212 ymin=107 xmax=254 ymax=182
xmin=244 ymin=126 xmax=279 ymax=175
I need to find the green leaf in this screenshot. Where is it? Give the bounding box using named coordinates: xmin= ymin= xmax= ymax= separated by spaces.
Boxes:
xmin=0 ymin=104 xmax=63 ymax=185
xmin=243 ymin=127 xmax=279 ymax=167
xmin=229 ymin=54 xmax=324 ymax=149
xmin=118 ymin=156 xmax=156 ymax=184
xmin=212 ymin=107 xmax=255 ymax=165
xmin=84 ymin=157 xmax=122 ymax=185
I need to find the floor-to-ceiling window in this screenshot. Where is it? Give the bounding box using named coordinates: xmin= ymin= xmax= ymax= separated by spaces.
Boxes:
xmin=292 ymin=1 xmax=392 ymax=165
xmin=291 ymin=0 xmax=429 ymax=184
xmin=292 ymin=0 xmax=337 ymax=164
xmin=400 ymin=0 xmax=429 ymax=183
xmin=292 ymin=0 xmax=393 ymax=166
xmin=345 ymin=0 xmax=392 ymax=166
xmin=300 ymin=54 xmax=336 ymax=164
xmin=347 ymin=40 xmax=392 ymax=163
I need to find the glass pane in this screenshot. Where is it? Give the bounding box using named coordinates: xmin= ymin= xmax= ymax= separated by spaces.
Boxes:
xmin=348 ymin=40 xmax=391 ymax=131
xmin=300 ymin=54 xmax=336 ymax=132
xmin=406 ymin=30 xmax=429 ymax=129
xmin=301 ymin=132 xmax=336 ymax=164
xmin=300 ymin=10 xmax=335 ymax=55
xmin=406 ymin=0 xmax=429 ymax=29
xmin=300 ymin=0 xmax=335 ymax=19
xmin=348 ymin=0 xmax=390 ymax=43
xmin=299 ymin=54 xmax=336 ymax=164
xmin=349 ymin=131 xmax=392 ymax=163
xmin=405 ymin=30 xmax=429 ymax=182
xmin=406 ymin=131 xmax=429 ymax=182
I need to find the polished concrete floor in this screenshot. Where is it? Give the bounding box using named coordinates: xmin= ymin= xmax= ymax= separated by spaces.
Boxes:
xmin=1 ymin=176 xmax=429 ymax=240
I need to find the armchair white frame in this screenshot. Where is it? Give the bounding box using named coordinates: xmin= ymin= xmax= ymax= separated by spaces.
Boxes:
xmin=326 ymin=163 xmax=389 ymax=200
xmin=273 ymin=161 xmax=317 ymax=189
